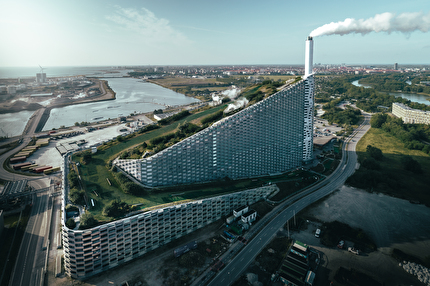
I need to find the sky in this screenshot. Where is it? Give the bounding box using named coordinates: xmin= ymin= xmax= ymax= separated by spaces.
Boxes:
xmin=1 ymin=0 xmax=430 ymax=67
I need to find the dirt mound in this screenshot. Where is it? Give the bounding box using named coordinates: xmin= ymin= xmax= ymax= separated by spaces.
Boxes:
xmin=0 ymin=100 xmax=42 ymax=114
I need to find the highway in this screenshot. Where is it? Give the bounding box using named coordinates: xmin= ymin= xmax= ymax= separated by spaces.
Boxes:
xmin=8 ymin=191 xmax=51 ymax=286
xmin=206 ymin=113 xmax=371 ymax=286
xmin=0 ymin=107 xmax=54 ymax=286
xmin=0 ymin=107 xmax=47 ymax=188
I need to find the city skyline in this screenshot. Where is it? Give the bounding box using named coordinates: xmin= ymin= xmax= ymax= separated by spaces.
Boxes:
xmin=1 ymin=0 xmax=430 ymax=67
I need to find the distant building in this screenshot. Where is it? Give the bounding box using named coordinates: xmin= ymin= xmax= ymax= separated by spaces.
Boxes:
xmin=394 ymin=63 xmax=398 ymax=70
xmin=36 ymin=72 xmax=47 ymax=83
xmin=392 ymin=102 xmax=430 ymax=125
xmin=6 ymin=85 xmax=16 ymax=94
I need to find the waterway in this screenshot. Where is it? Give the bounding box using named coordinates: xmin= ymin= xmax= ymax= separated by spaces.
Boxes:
xmin=0 ymin=78 xmax=200 ymax=137
xmin=351 ymin=79 xmax=430 ymax=105
xmin=0 ymin=110 xmax=34 ymax=137
xmin=351 ymin=80 xmax=371 ymax=89
xmin=43 ymin=77 xmax=200 ymax=131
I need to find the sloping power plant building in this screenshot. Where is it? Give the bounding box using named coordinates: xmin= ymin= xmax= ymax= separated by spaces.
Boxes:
xmin=62 ymin=37 xmax=315 ymax=279
xmin=115 ymin=39 xmax=315 ymax=187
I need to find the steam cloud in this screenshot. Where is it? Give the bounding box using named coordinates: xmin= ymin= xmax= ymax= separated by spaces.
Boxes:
xmin=224 ymin=98 xmax=249 ymax=113
xmin=310 ymin=11 xmax=430 ymax=37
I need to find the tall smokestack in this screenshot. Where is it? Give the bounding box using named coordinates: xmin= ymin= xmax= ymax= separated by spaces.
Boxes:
xmin=305 ymin=36 xmax=313 ymax=77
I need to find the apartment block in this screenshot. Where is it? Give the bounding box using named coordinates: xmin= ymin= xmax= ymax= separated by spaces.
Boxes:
xmin=392 ymin=102 xmax=430 ymax=124
xmin=62 ymin=185 xmax=276 ymax=279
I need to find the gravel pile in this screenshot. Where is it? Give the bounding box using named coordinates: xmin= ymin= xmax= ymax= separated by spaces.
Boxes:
xmin=401 ymin=261 xmax=430 ymax=285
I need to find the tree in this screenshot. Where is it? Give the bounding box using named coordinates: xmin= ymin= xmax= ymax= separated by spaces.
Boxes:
xmin=66 ymin=218 xmax=76 ymax=229
xmin=370 ymin=113 xmax=388 ymax=128
xmin=103 ymin=199 xmax=130 ymax=217
xmin=361 ymin=158 xmax=381 ymax=170
xmin=69 ymin=188 xmax=85 ymax=205
xmin=401 ymin=156 xmax=423 ymax=174
xmin=80 ymin=212 xmax=97 ymax=229
xmin=67 ymin=170 xmax=79 ymax=189
xmin=82 ymin=152 xmax=92 ymax=165
xmin=366 ymin=145 xmax=383 ymax=161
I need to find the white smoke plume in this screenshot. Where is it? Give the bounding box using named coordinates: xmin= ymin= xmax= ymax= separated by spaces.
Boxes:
xmin=224 ymin=98 xmax=249 ymax=113
xmin=221 ymin=86 xmax=241 ymax=99
xmin=310 ymin=11 xmax=430 ymax=37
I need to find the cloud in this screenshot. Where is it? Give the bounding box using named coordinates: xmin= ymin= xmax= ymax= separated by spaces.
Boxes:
xmin=106 ymin=6 xmax=191 ymax=46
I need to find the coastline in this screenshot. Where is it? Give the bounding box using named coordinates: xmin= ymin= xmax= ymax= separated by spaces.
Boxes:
xmin=0 ymin=78 xmax=116 ymax=115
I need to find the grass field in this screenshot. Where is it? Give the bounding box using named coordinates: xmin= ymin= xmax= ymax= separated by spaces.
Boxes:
xmin=350 ymin=127 xmax=430 ymax=205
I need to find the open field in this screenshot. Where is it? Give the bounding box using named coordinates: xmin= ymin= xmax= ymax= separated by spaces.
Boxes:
xmin=149 ymin=77 xmax=224 ymax=87
xmin=349 ymin=127 xmax=430 ymax=205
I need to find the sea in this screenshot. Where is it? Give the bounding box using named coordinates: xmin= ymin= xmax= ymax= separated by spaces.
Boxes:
xmin=0 ymin=67 xmax=199 ymax=137
xmin=0 ymin=66 xmax=130 ymax=79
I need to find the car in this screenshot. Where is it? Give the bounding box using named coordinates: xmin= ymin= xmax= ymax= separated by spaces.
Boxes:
xmin=337 ymin=240 xmax=345 ymax=249
xmin=348 ymin=247 xmax=359 ymax=255
xmin=315 ymin=228 xmax=321 ymax=238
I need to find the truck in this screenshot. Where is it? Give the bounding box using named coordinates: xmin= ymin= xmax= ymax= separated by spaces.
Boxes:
xmin=33 ymin=166 xmax=52 ymax=173
xmin=21 ymin=164 xmax=38 ymax=171
xmin=10 ymin=156 xmax=26 ymax=163
xmin=44 ymin=166 xmax=60 ymax=174
xmin=12 ymin=162 xmax=31 ymax=170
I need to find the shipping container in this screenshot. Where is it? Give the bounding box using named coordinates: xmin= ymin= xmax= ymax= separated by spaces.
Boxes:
xmin=44 ymin=167 xmax=60 ymax=174
xmin=34 ymin=166 xmax=52 ymax=173
xmin=10 ymin=156 xmax=26 ymax=163
xmin=12 ymin=162 xmax=31 ymax=170
xmin=21 ymin=164 xmax=38 ymax=171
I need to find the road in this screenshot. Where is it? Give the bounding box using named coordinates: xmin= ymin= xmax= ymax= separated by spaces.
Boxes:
xmin=0 ymin=107 xmax=50 ymax=191
xmin=206 ymin=113 xmax=371 ymax=286
xmin=8 ymin=191 xmax=51 ymax=286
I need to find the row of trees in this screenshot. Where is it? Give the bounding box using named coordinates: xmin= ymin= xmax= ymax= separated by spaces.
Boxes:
xmin=359 ymin=73 xmax=430 ymax=94
xmin=115 ymin=172 xmax=147 ymax=196
xmin=322 ymin=105 xmax=362 ymax=125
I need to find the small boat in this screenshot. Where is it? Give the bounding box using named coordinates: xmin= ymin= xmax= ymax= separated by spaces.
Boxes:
xmin=92 ymin=117 xmax=103 ymax=120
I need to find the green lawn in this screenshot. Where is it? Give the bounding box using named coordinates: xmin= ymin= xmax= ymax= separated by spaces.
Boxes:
xmin=349 ymin=127 xmax=430 ymax=205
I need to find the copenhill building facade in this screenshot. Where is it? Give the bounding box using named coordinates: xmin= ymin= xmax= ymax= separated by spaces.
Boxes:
xmin=115 ymin=38 xmax=315 ymax=187
xmin=62 ymin=38 xmax=315 ymax=279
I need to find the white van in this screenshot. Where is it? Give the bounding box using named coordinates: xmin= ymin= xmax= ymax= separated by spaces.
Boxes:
xmin=315 ymin=228 xmax=321 ymax=238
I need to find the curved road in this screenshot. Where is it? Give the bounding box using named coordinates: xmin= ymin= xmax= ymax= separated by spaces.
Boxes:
xmin=0 ymin=108 xmax=53 ymax=286
xmin=0 ymin=107 xmax=48 ymax=189
xmin=206 ymin=112 xmax=371 ymax=286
